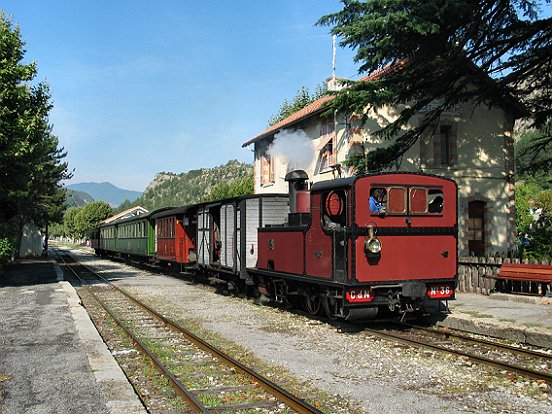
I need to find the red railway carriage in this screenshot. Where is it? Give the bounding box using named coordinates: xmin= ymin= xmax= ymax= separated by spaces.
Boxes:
xmin=152 ymin=206 xmax=198 ymax=268
xmin=255 ymin=170 xmax=457 ymax=320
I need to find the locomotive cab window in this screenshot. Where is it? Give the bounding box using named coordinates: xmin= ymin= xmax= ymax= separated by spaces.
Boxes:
xmin=427 ymin=190 xmax=444 ymax=214
xmin=387 ymin=187 xmax=406 ymax=214
xmin=410 ymin=187 xmax=427 ymax=214
xmin=369 ymin=187 xmax=387 ymax=214
xmin=322 ymin=189 xmax=347 ymax=229
xmin=410 ymin=188 xmax=444 ymax=214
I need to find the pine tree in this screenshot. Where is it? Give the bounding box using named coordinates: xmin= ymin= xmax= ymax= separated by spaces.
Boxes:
xmin=0 ymin=12 xmax=71 ymax=255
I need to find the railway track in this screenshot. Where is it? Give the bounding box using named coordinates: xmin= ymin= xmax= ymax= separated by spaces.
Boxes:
xmin=359 ymin=321 xmax=552 ymax=385
xmin=55 ymin=248 xmax=323 ymax=414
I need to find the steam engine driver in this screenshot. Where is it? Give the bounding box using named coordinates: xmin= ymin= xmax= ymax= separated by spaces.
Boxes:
xmin=369 ymin=188 xmax=386 ymax=214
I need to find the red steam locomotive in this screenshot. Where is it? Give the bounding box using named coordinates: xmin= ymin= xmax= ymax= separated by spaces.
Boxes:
xmin=255 ymin=170 xmax=457 ymax=320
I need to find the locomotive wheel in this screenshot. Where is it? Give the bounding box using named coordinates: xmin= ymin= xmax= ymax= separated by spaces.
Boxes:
xmin=304 ymin=293 xmax=321 ymax=315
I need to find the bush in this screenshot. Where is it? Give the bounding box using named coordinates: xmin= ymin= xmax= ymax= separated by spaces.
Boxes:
xmin=0 ymin=237 xmax=14 ymax=267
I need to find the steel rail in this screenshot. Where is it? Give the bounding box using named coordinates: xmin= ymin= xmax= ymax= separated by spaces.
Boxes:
xmin=55 ymin=249 xmax=209 ymax=412
xmin=56 ymin=247 xmax=323 ymax=414
xmin=108 ymin=273 xmax=323 ymax=414
xmin=91 ymin=288 xmax=211 ymax=412
xmin=363 ymin=327 xmax=552 ymax=385
xmin=400 ymin=322 xmax=552 ymax=360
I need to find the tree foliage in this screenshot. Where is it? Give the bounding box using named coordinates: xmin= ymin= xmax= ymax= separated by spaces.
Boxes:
xmin=318 ymin=0 xmax=552 ymax=172
xmin=515 ymin=178 xmax=552 ymax=260
xmin=76 ymin=201 xmax=113 ymax=237
xmin=61 ymin=202 xmax=113 ymax=239
xmin=268 ymin=84 xmax=327 ymax=126
xmin=515 ymin=122 xmax=552 ymax=178
xmin=201 ymin=173 xmax=254 ymax=202
xmin=514 ymin=124 xmax=552 ymax=260
xmin=0 ymin=12 xmax=71 ymax=254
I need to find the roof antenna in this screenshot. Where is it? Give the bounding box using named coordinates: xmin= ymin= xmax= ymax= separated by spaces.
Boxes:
xmin=332 ymin=34 xmax=337 ymax=83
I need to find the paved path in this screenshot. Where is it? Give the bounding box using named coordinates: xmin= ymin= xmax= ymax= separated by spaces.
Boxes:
xmin=439 ymin=292 xmax=552 ymax=347
xmin=0 ymin=258 xmax=145 ymax=414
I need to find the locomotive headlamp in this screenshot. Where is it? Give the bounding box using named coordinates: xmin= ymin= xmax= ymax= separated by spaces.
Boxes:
xmin=364 ymin=223 xmax=382 ymax=255
xmin=365 ymin=237 xmax=382 ymax=254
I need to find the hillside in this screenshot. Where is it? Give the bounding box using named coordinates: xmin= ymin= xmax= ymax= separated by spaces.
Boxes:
xmin=120 ymin=160 xmax=253 ymax=211
xmin=66 ymin=182 xmax=142 ymax=207
xmin=66 ymin=189 xmax=95 ymax=207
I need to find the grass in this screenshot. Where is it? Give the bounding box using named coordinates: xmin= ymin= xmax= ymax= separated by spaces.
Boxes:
xmin=461 ymin=310 xmax=495 ymax=319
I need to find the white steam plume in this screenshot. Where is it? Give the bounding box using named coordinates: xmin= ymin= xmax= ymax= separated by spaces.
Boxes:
xmin=267 ymin=129 xmax=314 ymax=171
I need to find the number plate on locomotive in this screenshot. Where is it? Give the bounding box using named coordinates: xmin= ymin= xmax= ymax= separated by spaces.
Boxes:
xmin=427 ymin=284 xmax=454 ymax=299
xmin=346 ymin=288 xmax=374 ymax=303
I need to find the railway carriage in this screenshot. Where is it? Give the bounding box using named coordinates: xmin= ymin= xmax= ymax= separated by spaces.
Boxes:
xmin=195 ymin=194 xmax=289 ymax=287
xmin=151 ymin=206 xmax=198 ymax=269
xmin=117 ymin=214 xmax=155 ymax=258
xmin=98 ymin=222 xmax=118 ymax=253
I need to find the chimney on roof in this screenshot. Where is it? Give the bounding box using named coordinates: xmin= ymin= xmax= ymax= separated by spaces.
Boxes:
xmin=326 ymin=76 xmax=346 ymax=92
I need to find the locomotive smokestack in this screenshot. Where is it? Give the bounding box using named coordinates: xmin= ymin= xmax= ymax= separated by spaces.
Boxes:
xmin=285 ymin=170 xmax=309 ymax=216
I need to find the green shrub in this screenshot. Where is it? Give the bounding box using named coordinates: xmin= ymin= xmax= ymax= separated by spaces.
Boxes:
xmin=0 ymin=237 xmax=14 ymax=266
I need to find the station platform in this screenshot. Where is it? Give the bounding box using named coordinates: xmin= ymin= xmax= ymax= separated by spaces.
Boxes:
xmin=0 ymin=257 xmax=146 ymax=414
xmin=437 ymin=291 xmax=552 ymax=348
xmin=0 ymin=258 xmax=551 ymax=412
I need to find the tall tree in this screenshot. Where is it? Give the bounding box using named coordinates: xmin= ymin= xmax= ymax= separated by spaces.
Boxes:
xmin=0 ymin=12 xmax=71 ymax=253
xmin=318 ymin=0 xmax=552 ymax=172
xmin=75 ymin=201 xmax=113 ymax=237
xmin=268 ymin=84 xmax=327 ymax=126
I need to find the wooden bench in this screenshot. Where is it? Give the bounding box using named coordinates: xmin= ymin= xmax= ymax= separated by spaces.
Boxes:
xmin=486 ymin=263 xmax=552 ymax=296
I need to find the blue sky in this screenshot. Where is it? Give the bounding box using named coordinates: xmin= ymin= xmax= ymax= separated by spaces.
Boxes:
xmin=1 ymin=0 xmax=360 ymax=191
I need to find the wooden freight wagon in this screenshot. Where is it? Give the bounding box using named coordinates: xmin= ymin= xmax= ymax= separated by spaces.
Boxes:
xmin=196 ymin=194 xmax=289 ymax=285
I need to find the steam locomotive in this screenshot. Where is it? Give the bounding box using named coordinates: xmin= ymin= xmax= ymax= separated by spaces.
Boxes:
xmin=91 ymin=170 xmax=457 ymax=320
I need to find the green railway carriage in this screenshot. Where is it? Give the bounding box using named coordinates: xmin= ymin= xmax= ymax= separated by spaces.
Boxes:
xmin=117 ymin=215 xmax=155 ymax=258
xmin=99 ymin=223 xmax=118 ymax=252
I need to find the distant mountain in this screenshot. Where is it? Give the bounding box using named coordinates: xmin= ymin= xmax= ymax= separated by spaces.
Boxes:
xmin=66 ymin=189 xmax=95 ymax=207
xmin=66 ymin=182 xmax=142 ymax=207
xmin=120 ymin=160 xmax=253 ymax=211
